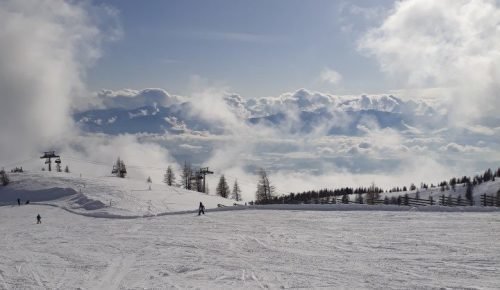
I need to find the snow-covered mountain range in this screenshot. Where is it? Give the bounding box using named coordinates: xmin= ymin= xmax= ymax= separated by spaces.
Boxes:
xmin=75 ymin=89 xmax=445 ymax=136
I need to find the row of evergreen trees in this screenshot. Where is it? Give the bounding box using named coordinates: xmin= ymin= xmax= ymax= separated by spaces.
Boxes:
xmin=259 ymin=167 xmax=500 ymax=205
xmin=109 ymin=157 xmax=498 ymax=205
xmin=387 ymin=168 xmax=500 ymax=193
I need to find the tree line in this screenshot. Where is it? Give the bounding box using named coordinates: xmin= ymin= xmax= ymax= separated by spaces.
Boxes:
xmin=255 ymin=167 xmax=500 ymax=205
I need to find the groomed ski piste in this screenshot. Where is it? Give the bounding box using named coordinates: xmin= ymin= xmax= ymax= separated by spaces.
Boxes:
xmin=1 ymin=171 xmax=499 ymax=289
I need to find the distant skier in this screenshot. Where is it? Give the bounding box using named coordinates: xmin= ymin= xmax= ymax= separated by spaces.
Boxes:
xmin=36 ymin=214 xmax=41 ymax=224
xmin=198 ymin=202 xmax=205 ymax=216
xmin=17 ymin=198 xmax=21 ymax=206
xmin=25 ymin=200 xmax=30 ymax=205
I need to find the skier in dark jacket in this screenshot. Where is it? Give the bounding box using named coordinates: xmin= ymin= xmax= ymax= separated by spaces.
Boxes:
xmin=17 ymin=198 xmax=21 ymax=206
xmin=198 ymin=202 xmax=205 ymax=216
xmin=36 ymin=214 xmax=41 ymax=224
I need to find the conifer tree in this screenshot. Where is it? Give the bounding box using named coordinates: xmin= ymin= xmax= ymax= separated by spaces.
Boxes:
xmin=365 ymin=182 xmax=380 ymax=204
xmin=163 ymin=166 xmax=175 ymax=186
xmin=232 ymin=180 xmax=242 ymax=201
xmin=216 ymin=175 xmax=230 ymax=198
xmin=180 ymin=161 xmax=192 ymax=189
xmin=64 ymin=165 xmax=70 ymax=173
xmin=0 ymin=169 xmax=9 ymax=186
xmin=113 ymin=157 xmax=127 ymax=178
xmin=465 ymin=181 xmax=473 ymax=202
xmin=255 ymin=168 xmax=274 ymax=203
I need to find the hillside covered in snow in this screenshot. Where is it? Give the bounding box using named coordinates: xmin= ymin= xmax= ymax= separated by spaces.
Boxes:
xmin=0 ymin=171 xmax=236 ymax=217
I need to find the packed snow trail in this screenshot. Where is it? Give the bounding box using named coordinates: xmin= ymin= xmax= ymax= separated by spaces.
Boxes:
xmin=1 ymin=205 xmax=499 ymax=289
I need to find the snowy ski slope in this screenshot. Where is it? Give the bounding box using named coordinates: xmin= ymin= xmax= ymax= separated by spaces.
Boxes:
xmin=0 ymin=171 xmax=236 ymax=217
xmin=0 ymin=171 xmax=499 ymax=289
xmin=0 ymin=206 xmax=499 ymax=289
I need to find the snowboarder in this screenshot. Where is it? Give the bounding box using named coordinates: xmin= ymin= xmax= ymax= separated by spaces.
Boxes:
xmin=17 ymin=198 xmax=21 ymax=206
xmin=36 ymin=214 xmax=41 ymax=224
xmin=198 ymin=202 xmax=205 ymax=216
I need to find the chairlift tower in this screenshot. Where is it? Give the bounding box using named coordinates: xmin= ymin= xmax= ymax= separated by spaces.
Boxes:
xmin=199 ymin=167 xmax=214 ymax=193
xmin=189 ymin=167 xmax=213 ymax=193
xmin=40 ymin=151 xmax=60 ymax=172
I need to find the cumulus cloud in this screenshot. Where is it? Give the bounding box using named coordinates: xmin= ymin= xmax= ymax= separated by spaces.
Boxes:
xmin=0 ymin=1 xmax=179 ymax=185
xmin=0 ymin=0 xmax=119 ymax=161
xmin=358 ymin=0 xmax=500 ymax=124
xmin=91 ymin=88 xmax=182 ymax=110
xmin=439 ymin=143 xmax=482 ymax=153
xmin=320 ymin=68 xmax=343 ymax=85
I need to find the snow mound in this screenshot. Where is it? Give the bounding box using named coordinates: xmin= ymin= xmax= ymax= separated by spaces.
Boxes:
xmin=68 ymin=193 xmax=107 ymax=210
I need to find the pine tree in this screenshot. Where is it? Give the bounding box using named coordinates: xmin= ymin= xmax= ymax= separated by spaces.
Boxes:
xmin=113 ymin=157 xmax=127 ymax=178
xmin=232 ymin=180 xmax=242 ymax=201
xmin=255 ymin=168 xmax=274 ymax=203
xmin=356 ymin=193 xmax=364 ymax=204
xmin=0 ymin=169 xmax=10 ymax=186
xmin=216 ymin=175 xmax=230 ymax=198
xmin=147 ymin=176 xmax=152 ymax=183
xmin=180 ymin=161 xmax=192 ymax=190
xmin=64 ymin=165 xmax=70 ymax=173
xmin=483 ymin=168 xmax=493 ymax=182
xmin=365 ymin=182 xmax=380 ymax=204
xmin=465 ymin=181 xmax=473 ymax=202
xmin=163 ymin=166 xmax=175 ymax=186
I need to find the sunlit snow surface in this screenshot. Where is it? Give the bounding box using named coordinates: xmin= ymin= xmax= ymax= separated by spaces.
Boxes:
xmin=1 ymin=172 xmax=499 ymax=289
xmin=1 ymin=206 xmax=499 ymax=289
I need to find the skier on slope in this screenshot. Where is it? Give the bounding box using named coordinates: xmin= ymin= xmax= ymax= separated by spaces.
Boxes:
xmin=198 ymin=202 xmax=205 ymax=216
xmin=36 ymin=214 xmax=41 ymax=224
xmin=17 ymin=198 xmax=21 ymax=206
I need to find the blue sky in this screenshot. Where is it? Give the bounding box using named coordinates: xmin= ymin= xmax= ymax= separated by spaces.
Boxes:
xmin=88 ymin=0 xmax=394 ymax=97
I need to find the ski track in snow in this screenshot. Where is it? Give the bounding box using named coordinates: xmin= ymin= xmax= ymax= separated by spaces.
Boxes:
xmin=94 ymin=254 xmax=136 ymax=290
xmin=2 ymin=205 xmax=499 ymax=289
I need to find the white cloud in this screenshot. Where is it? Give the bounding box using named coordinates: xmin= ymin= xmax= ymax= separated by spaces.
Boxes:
xmin=0 ymin=0 xmax=120 ymax=162
xmin=358 ymin=0 xmax=500 ymax=124
xmin=439 ymin=143 xmax=482 ymax=153
xmin=60 ymin=134 xmax=178 ymax=183
xmin=320 ymin=68 xmax=343 ymax=85
xmin=92 ymin=88 xmax=182 ymax=110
